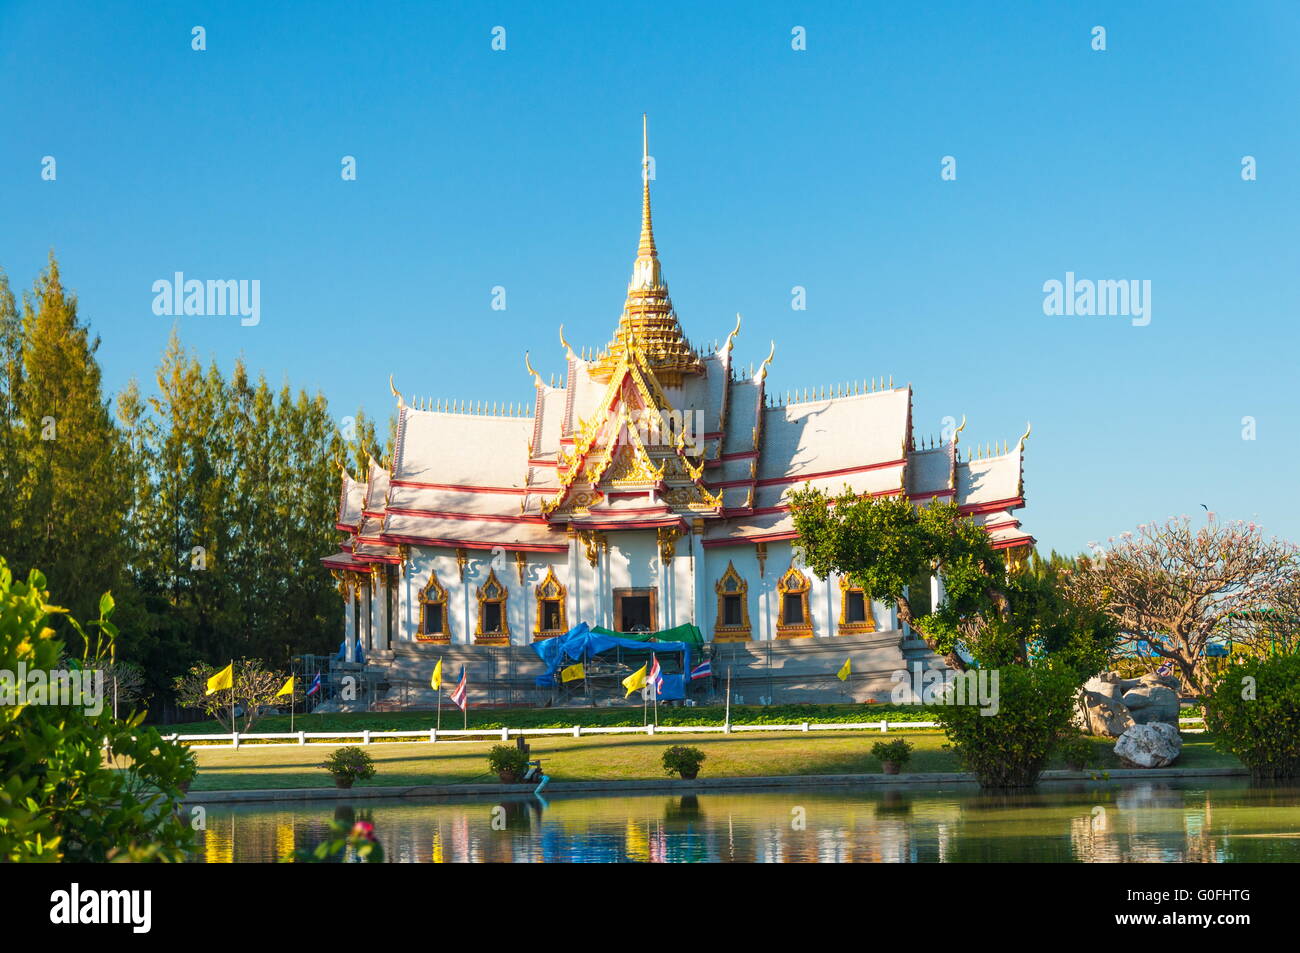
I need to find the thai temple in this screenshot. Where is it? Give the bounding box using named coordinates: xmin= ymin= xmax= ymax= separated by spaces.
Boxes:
xmin=322 ymin=121 xmax=1034 ymax=705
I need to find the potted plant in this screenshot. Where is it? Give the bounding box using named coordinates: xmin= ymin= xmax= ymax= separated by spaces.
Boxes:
xmin=486 ymin=744 xmax=530 ymax=783
xmin=871 ymin=738 xmax=914 ymax=775
xmin=1056 ymin=731 xmax=1097 ymax=772
xmin=320 ymin=746 xmax=376 ymax=789
xmin=662 ymin=745 xmax=706 ymax=780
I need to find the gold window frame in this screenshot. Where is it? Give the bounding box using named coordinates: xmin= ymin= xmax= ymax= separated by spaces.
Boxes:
xmin=775 ymin=564 xmax=813 ymax=638
xmin=475 ymin=569 xmax=510 ymax=644
xmin=713 ymin=561 xmax=752 ymax=642
xmin=838 ymin=580 xmax=876 ymax=635
xmin=533 ymin=565 xmax=568 ymax=640
xmin=417 ymin=571 xmax=450 ymax=643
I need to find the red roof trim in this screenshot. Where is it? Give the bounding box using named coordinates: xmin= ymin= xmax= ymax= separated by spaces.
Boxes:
xmin=380 ymin=532 xmax=567 ymax=553
xmin=754 ymin=458 xmax=907 ymax=489
xmin=387 ymin=507 xmax=546 ymax=525
xmin=960 ymin=497 xmax=1025 ymax=515
xmin=391 ymin=479 xmax=532 ymax=495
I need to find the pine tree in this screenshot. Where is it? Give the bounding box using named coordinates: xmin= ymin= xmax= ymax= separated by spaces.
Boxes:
xmin=4 ymin=254 xmax=128 ymax=623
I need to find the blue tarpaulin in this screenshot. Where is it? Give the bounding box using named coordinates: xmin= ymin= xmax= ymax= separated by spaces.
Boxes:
xmin=532 ymin=622 xmax=692 ymax=700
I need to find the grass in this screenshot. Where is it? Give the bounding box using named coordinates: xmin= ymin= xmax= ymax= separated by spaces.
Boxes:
xmin=161 ymin=703 xmax=933 ymax=736
xmin=189 ymin=731 xmax=1241 ymax=792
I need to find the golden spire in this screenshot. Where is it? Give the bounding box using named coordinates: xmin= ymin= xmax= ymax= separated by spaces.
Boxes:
xmin=591 ymin=114 xmax=700 ymax=386
xmin=639 ymin=113 xmax=656 ymax=259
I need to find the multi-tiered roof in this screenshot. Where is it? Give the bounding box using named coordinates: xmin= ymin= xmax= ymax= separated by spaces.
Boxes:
xmin=324 ymin=121 xmax=1033 ymax=572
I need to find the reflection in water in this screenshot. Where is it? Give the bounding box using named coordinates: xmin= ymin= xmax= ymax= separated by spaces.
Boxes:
xmin=194 ymin=779 xmax=1300 ymax=863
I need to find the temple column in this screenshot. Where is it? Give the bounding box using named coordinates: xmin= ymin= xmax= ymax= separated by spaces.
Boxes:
xmin=567 ymin=527 xmax=581 ymax=625
xmin=374 ymin=569 xmax=390 ymax=652
xmin=343 ymin=580 xmax=357 ymax=661
xmin=691 ymin=520 xmax=706 ymax=633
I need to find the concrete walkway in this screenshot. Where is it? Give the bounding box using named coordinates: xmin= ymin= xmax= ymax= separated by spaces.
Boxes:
xmin=185 ymin=765 xmax=1249 ymax=805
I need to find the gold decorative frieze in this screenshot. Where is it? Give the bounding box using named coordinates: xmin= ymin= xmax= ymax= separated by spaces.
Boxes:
xmin=658 ymin=525 xmax=682 ymax=565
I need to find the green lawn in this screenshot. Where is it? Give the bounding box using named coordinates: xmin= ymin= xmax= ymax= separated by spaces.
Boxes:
xmin=189 ymin=731 xmax=1240 ymax=792
xmin=162 ymin=703 xmax=934 ymax=736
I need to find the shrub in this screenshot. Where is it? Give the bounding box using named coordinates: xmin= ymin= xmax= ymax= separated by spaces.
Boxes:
xmin=1204 ymin=653 xmax=1300 ymax=780
xmin=0 ymin=560 xmax=196 ymax=862
xmin=1055 ymin=731 xmax=1097 ymax=770
xmin=662 ymin=745 xmax=707 ymax=778
xmin=486 ymin=744 xmax=529 ymax=781
xmin=871 ymin=738 xmax=914 ymax=767
xmin=931 ymin=662 xmax=1081 ymax=789
xmin=320 ymin=746 xmax=376 ymax=786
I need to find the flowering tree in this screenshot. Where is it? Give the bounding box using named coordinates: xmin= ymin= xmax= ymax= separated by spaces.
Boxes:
xmin=173 ymin=658 xmax=291 ymax=732
xmin=1068 ymin=515 xmax=1300 ymax=692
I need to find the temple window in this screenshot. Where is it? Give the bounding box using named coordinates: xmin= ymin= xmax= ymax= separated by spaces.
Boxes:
xmin=775 ymin=565 xmax=813 ymax=638
xmin=533 ymin=566 xmax=568 ymax=640
xmin=838 ymin=580 xmax=876 ymax=635
xmin=418 ymin=571 xmax=450 ymax=643
xmin=475 ymin=569 xmax=510 ymax=643
xmin=713 ymin=561 xmax=752 ymax=641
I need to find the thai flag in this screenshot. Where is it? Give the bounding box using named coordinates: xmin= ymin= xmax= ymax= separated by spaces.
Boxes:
xmin=450 ymin=665 xmax=468 ymax=711
xmin=689 ymin=661 xmax=712 ymax=680
xmin=306 ymin=672 xmax=322 ymax=696
xmin=649 ymin=654 xmax=663 ymax=696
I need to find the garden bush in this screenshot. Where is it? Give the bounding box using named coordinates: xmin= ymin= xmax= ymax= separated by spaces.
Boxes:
xmin=930 ymin=662 xmax=1081 ymax=788
xmin=1203 ymin=653 xmax=1300 ymax=780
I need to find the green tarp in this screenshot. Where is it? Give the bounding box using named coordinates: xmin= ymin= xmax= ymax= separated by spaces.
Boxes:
xmin=591 ymin=622 xmax=705 ymax=648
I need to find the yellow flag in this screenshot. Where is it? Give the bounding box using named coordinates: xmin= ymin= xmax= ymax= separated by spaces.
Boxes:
xmin=206 ymin=663 xmax=233 ymax=695
xmin=622 ymin=663 xmax=648 ymax=698
xmin=275 ymin=675 xmax=294 ymax=697
xmin=561 ymin=662 xmax=585 ymax=683
xmin=837 ymin=658 xmax=851 ymax=681
xmin=431 ymin=659 xmax=443 ymax=691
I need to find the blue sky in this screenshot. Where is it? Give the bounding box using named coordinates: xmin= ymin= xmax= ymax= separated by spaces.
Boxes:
xmin=2 ymin=0 xmax=1297 ymax=555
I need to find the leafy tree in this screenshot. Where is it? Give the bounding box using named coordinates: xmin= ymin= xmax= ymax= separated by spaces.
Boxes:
xmin=788 ymin=489 xmax=1115 ymax=788
xmin=1068 ymin=514 xmax=1300 ymax=692
xmin=172 ymin=659 xmax=292 ymax=732
xmin=788 ymin=491 xmax=1113 ymax=674
xmin=0 ymin=557 xmax=196 ymax=862
xmin=2 ymin=254 xmax=129 ymax=625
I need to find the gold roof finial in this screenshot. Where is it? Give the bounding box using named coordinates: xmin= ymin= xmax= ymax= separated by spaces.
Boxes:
xmin=755 ymin=340 xmax=776 ymax=382
xmin=558 ymin=325 xmax=576 ymax=361
xmin=1017 ymin=421 xmax=1032 ymax=452
xmin=639 ymin=112 xmax=656 ymax=259
xmin=524 ymin=351 xmax=544 ymax=388
xmin=721 ymin=313 xmax=742 ymax=355
xmin=389 ymin=374 xmax=406 ymax=409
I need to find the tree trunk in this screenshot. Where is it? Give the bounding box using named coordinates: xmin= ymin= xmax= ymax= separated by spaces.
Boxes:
xmin=896 ymin=595 xmax=967 ymax=672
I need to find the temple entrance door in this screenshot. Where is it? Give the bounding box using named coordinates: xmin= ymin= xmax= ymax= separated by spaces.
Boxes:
xmin=614 ymin=588 xmax=657 ymax=633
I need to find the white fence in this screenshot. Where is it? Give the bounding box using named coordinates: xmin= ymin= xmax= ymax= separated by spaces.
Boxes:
xmin=164 ymin=716 xmax=1207 ymax=749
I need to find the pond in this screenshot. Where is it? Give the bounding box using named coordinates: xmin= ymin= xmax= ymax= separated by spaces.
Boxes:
xmin=194 ymin=778 xmax=1300 ymax=863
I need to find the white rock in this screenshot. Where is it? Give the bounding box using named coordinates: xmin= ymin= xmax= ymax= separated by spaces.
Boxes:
xmin=1114 ymin=722 xmax=1183 ymax=768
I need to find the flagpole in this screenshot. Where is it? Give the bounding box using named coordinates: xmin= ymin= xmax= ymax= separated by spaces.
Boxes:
xmin=725 ymin=667 xmax=732 ymax=730
xmin=229 ymin=660 xmax=235 ymax=737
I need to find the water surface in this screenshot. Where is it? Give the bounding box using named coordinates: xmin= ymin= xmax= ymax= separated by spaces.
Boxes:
xmin=195 ymin=778 xmax=1300 ymax=863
